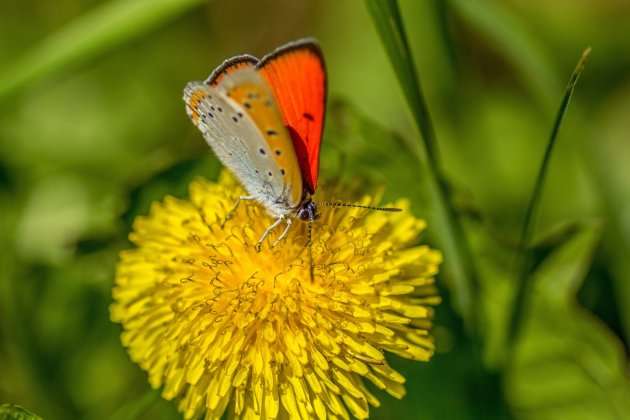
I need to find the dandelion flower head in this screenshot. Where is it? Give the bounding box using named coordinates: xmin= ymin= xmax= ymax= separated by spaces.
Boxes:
xmin=110 ymin=171 xmax=442 ymax=419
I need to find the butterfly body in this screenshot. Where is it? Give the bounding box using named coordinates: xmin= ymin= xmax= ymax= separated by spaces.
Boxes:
xmin=184 ymin=39 xmax=326 ymax=246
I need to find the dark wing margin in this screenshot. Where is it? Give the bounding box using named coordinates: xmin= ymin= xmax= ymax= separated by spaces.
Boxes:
xmin=205 ymin=54 xmax=259 ymax=86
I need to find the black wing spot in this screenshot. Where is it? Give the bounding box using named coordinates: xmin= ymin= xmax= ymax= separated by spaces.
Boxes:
xmin=275 ymin=149 xmax=282 ymax=156
xmin=217 ymin=107 xmax=223 ymax=112
xmin=267 ymin=171 xmax=273 ymax=177
xmin=280 ymin=169 xmax=286 ymax=175
xmin=266 ymin=129 xmax=278 ymax=136
xmin=237 ymin=112 xmax=244 ymax=118
xmin=259 ymin=148 xmax=266 ymax=155
xmin=244 ymin=102 xmax=252 ymax=109
xmin=232 ymin=116 xmax=238 ymax=123
xmin=208 ymin=112 xmax=214 ymax=118
xmin=210 ymin=105 xmax=215 ymax=111
xmin=303 ymin=112 xmax=314 ymax=121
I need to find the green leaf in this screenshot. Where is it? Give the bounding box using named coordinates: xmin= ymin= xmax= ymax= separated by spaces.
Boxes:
xmin=365 ymin=0 xmax=480 ymax=335
xmin=505 ymin=221 xmax=630 ymax=418
xmin=0 ymin=404 xmax=42 ymax=420
xmin=0 ymin=0 xmax=207 ymax=102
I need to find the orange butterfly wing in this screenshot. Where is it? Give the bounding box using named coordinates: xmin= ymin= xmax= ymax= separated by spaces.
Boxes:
xmin=257 ymin=39 xmax=327 ymax=194
xmin=204 ymin=40 xmax=326 ymax=196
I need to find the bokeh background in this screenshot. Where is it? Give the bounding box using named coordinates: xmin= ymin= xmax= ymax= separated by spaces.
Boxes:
xmin=1 ymin=0 xmax=630 ymax=418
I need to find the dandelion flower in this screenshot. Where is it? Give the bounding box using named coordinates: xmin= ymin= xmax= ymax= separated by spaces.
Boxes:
xmin=111 ymin=172 xmax=442 ymax=419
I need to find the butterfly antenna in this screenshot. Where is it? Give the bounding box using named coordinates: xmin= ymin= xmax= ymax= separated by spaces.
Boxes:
xmin=318 ymin=202 xmax=402 ymax=212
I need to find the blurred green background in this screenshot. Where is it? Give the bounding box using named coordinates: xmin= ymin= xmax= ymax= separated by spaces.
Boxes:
xmin=1 ymin=0 xmax=630 ymax=419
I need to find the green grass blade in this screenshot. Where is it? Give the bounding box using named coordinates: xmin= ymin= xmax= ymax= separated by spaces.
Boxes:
xmin=507 ymin=47 xmax=591 ymax=352
xmin=447 ymin=0 xmax=559 ymax=110
xmin=364 ymin=0 xmax=438 ymax=163
xmin=0 ymin=0 xmax=207 ymax=102
xmin=365 ymin=0 xmax=480 ymax=332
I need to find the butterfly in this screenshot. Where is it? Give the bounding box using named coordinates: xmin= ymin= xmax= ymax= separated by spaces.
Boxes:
xmin=184 ymin=38 xmax=398 ymax=250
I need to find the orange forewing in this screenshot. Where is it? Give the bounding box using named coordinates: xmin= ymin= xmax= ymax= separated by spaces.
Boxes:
xmin=257 ymin=40 xmax=326 ymax=194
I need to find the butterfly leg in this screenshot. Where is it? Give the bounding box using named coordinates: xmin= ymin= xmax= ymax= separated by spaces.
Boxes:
xmin=255 ymin=216 xmax=285 ymax=252
xmin=222 ymin=195 xmax=255 ymax=228
xmin=272 ymin=218 xmax=292 ymax=248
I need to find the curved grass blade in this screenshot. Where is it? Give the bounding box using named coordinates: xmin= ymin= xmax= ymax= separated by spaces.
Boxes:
xmin=507 ymin=47 xmax=592 ymax=353
xmin=446 ymin=0 xmax=559 ymax=111
xmin=0 ymin=0 xmax=207 ymax=102
xmin=365 ymin=0 xmax=480 ymax=334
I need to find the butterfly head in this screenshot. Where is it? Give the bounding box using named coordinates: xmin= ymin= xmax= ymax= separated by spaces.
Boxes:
xmin=296 ymin=199 xmax=320 ymax=222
